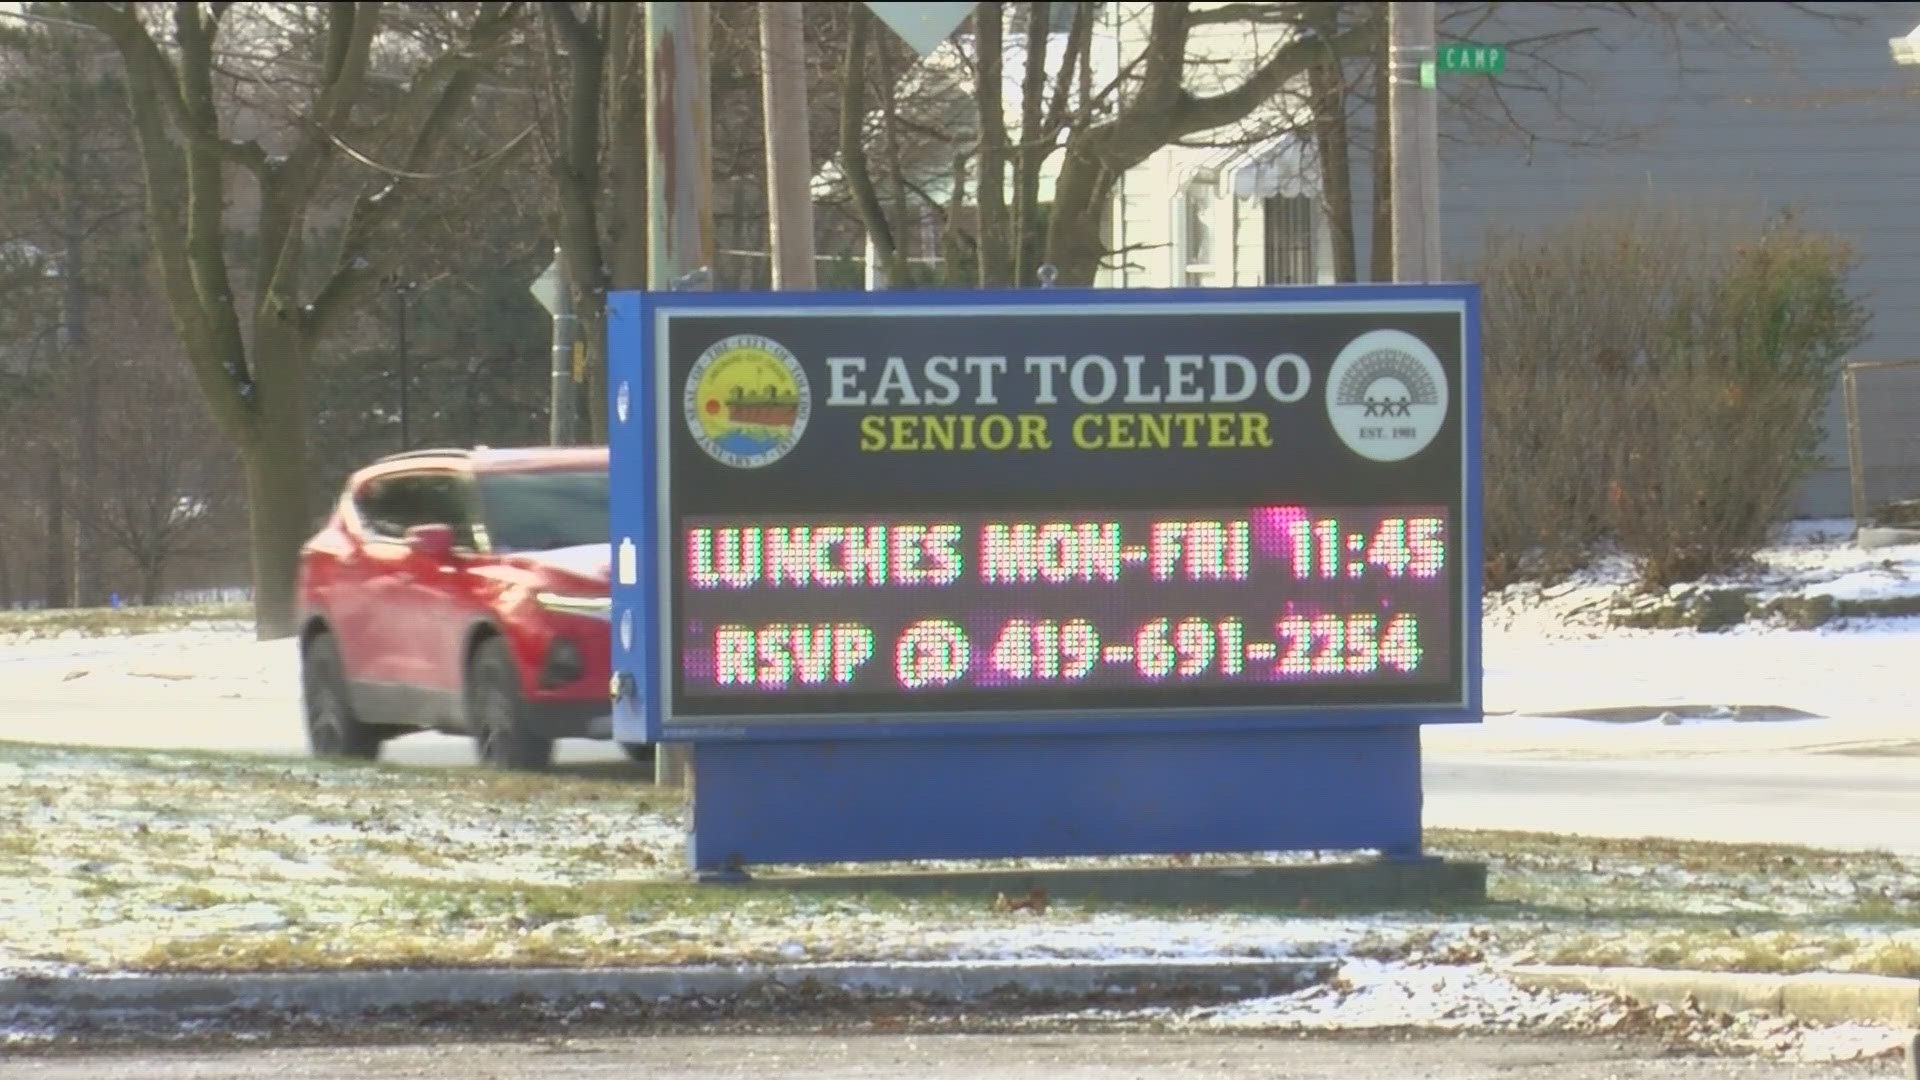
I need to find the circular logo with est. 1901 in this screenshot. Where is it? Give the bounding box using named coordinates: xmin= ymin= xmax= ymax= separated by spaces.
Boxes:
xmin=1324 ymin=329 xmax=1449 ymax=463
xmin=683 ymin=334 xmax=812 ymax=468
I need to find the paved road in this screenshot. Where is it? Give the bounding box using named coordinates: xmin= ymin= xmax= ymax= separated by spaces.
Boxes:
xmin=0 ymin=691 xmax=626 ymax=767
xmin=5 ymin=686 xmax=1920 ymax=856
xmin=0 ymin=1032 xmax=1902 ymax=1080
xmin=1423 ymin=752 xmax=1920 ymax=856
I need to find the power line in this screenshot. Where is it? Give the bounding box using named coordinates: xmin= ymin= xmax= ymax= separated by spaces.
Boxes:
xmin=0 ymin=7 xmax=534 ymax=97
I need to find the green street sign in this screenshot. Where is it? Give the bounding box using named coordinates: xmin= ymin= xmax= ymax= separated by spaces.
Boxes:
xmin=1437 ymin=43 xmax=1506 ymax=74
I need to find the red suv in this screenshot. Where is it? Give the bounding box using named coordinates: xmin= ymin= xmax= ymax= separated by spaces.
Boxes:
xmin=296 ymin=446 xmax=631 ymax=770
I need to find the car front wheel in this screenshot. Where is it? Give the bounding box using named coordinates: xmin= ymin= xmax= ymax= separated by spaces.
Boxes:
xmin=468 ymin=637 xmax=554 ymax=771
xmin=303 ymin=632 xmax=386 ymax=761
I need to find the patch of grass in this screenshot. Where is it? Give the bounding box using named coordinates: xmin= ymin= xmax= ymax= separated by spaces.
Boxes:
xmin=1428 ymin=828 xmax=1908 ymax=878
xmin=78 ymin=875 xmax=137 ymax=900
xmin=380 ymin=879 xmax=796 ymax=926
xmin=0 ymin=602 xmax=250 ymax=638
xmin=1857 ymin=941 xmax=1920 ymax=978
xmin=71 ymin=744 xmax=683 ymax=813
xmin=10 ymin=742 xmax=1918 ymax=979
xmin=124 ymin=931 xmax=756 ymax=972
xmin=353 ymin=837 xmax=454 ymax=869
xmin=161 ymin=884 xmax=225 ymax=910
xmin=109 ymin=877 xmax=988 ymax=973
xmin=0 ymin=742 xmax=684 ymax=826
xmin=131 ymin=934 xmax=505 ymax=972
xmin=1542 ymin=927 xmax=1869 ymax=976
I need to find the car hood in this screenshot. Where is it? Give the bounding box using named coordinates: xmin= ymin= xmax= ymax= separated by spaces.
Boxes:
xmin=504 ymin=542 xmax=611 ymax=590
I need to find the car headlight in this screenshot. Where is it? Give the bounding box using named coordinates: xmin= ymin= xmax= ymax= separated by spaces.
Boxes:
xmin=536 ymin=592 xmax=611 ymax=617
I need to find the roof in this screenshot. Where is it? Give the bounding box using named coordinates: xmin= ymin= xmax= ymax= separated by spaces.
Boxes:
xmin=365 ymin=445 xmax=609 ymax=475
xmin=470 ymin=445 xmax=609 ymax=473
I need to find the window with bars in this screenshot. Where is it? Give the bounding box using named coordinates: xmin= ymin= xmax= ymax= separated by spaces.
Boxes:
xmin=1184 ymin=184 xmax=1216 ymax=286
xmin=1263 ymin=194 xmax=1317 ymax=285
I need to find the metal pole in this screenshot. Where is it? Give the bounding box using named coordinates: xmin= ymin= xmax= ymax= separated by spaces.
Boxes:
xmin=1388 ymin=1 xmax=1442 ymax=282
xmin=760 ymin=0 xmax=817 ymax=290
xmin=1843 ymin=364 xmax=1869 ymax=528
xmin=547 ymin=242 xmax=578 ymax=446
xmin=396 ymin=282 xmax=413 ymax=451
xmin=648 ymin=0 xmax=715 ymax=792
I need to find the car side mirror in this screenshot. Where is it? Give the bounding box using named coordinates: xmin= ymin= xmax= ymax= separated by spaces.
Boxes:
xmin=404 ymin=524 xmax=458 ymax=560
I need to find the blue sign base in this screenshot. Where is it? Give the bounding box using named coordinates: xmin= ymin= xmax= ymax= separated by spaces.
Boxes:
xmin=685 ymin=726 xmax=1424 ymax=873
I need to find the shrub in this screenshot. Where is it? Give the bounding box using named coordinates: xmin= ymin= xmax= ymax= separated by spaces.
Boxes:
xmin=1475 ymin=204 xmax=1868 ymax=590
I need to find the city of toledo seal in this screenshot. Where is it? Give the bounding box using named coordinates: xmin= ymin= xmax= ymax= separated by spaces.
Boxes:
xmin=683 ymin=334 xmax=813 ymax=468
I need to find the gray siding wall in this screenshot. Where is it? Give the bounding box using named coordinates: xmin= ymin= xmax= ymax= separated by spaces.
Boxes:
xmin=1347 ymin=2 xmax=1920 ymax=519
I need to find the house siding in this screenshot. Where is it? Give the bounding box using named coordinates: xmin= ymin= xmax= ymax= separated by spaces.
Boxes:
xmin=1346 ymin=2 xmax=1920 ymax=519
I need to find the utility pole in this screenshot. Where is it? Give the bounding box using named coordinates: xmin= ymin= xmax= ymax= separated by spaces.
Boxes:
xmin=647 ymin=0 xmax=715 ymax=791
xmin=60 ymin=40 xmax=94 ymax=608
xmin=647 ymin=1 xmax=716 ymax=294
xmin=760 ymin=1 xmax=817 ymax=289
xmin=1388 ymin=1 xmax=1442 ymax=282
xmin=391 ymin=278 xmax=417 ymax=451
xmin=546 ymin=243 xmax=578 ymax=446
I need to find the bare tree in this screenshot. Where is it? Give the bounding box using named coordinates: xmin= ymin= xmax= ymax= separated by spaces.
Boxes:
xmin=1043 ymin=4 xmax=1382 ymax=285
xmin=535 ymin=2 xmax=645 ymax=444
xmin=71 ymin=297 xmax=241 ymax=605
xmin=0 ymin=11 xmax=142 ymax=607
xmin=839 ymin=2 xmax=915 ymax=286
xmin=72 ymin=2 xmax=529 ymax=639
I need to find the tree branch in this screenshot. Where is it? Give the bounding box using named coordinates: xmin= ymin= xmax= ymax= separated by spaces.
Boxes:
xmin=1188 ymin=2 xmax=1314 ymax=27
xmin=68 ymin=3 xmax=253 ymax=439
xmin=305 ymin=3 xmax=526 ymax=330
xmin=275 ymin=1 xmax=379 ymax=193
xmin=544 ymin=0 xmax=612 ymax=313
xmin=975 ymin=1 xmax=1010 ymax=285
xmin=1172 ymin=15 xmax=1381 ymax=133
xmin=1042 ymin=1 xmax=1095 ymax=135
xmin=1131 ymin=2 xmax=1192 ymax=111
xmin=841 ymin=2 xmax=906 ymax=285
xmin=76 ymin=2 xmax=267 ymax=176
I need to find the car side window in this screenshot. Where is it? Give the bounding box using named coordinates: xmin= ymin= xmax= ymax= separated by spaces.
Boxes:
xmin=354 ymin=472 xmax=480 ymax=548
xmin=354 ymin=477 xmax=412 ymax=540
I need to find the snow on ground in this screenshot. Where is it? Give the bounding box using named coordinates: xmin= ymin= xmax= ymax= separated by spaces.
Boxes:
xmin=12 ymin=614 xmax=1920 ymax=763
xmin=1174 ymin=961 xmax=1912 ymax=1063
xmin=1012 ymin=961 xmax=1912 ymax=1063
xmin=1485 ymin=518 xmax=1920 ymax=640
xmin=3 ymin=523 xmax=1920 ymax=1052
xmin=4 ymin=517 xmax=1918 ymax=722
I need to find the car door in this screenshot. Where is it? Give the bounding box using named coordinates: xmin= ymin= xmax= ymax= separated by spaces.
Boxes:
xmin=338 ymin=471 xmax=439 ymax=689
xmin=394 ymin=471 xmax=486 ymax=706
xmin=334 ymin=468 xmax=412 ymax=680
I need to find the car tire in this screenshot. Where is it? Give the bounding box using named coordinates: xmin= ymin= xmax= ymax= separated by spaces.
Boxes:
xmin=302 ymin=632 xmax=385 ymax=761
xmin=468 ymin=637 xmax=554 ymax=771
xmin=618 ymin=741 xmax=654 ymax=765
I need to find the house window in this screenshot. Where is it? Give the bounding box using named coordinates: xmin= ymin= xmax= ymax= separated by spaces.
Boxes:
xmin=1264 ymin=194 xmax=1317 ymax=284
xmin=1184 ymin=184 xmax=1215 ymax=286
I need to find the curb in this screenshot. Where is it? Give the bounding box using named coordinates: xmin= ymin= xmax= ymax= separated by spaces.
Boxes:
xmin=0 ymin=958 xmax=1332 ymax=1019
xmin=1505 ymin=964 xmax=1920 ymax=1028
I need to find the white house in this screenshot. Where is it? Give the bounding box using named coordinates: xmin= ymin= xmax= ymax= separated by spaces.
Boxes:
xmin=828 ymin=2 xmax=1330 ymax=290
xmin=1092 ymin=2 xmax=1331 ymax=290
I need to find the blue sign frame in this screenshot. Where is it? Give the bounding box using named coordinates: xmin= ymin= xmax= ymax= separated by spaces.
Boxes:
xmin=610 ymin=283 xmax=1481 ymax=873
xmin=609 ymin=284 xmax=1481 ymax=747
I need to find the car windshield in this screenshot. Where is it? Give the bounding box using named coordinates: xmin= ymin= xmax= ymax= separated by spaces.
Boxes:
xmin=475 ymin=468 xmax=609 ymax=553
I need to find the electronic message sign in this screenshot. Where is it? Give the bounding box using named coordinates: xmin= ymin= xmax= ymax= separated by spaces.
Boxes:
xmin=609 ymin=289 xmax=1479 ymax=741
